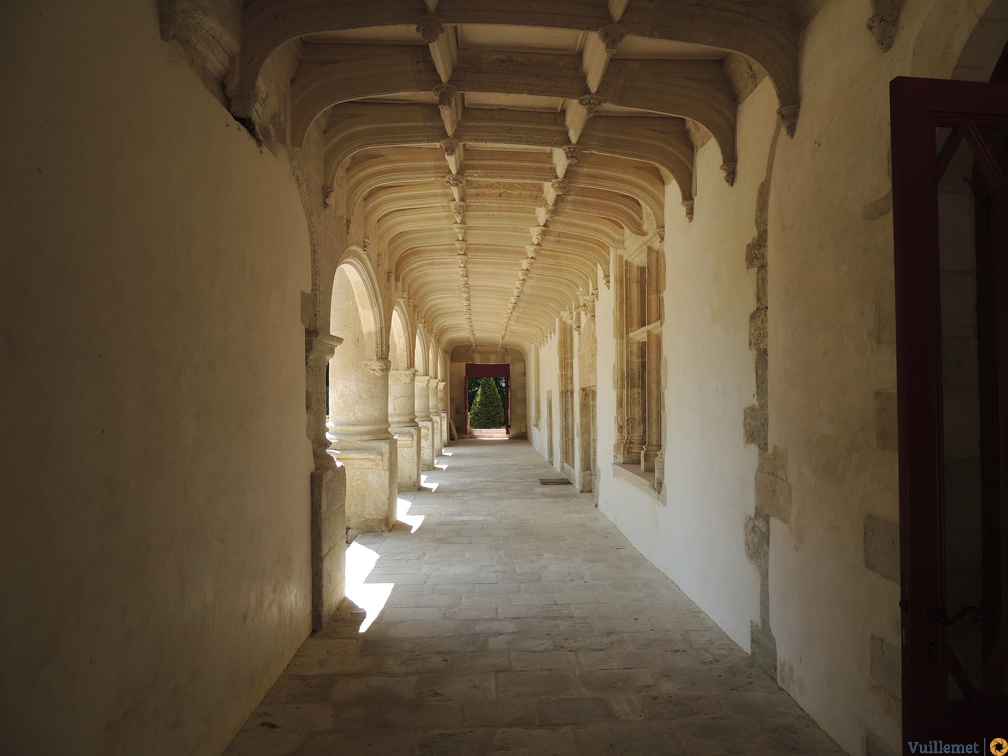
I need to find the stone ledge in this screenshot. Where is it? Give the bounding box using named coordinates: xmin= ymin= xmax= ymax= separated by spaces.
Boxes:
xmin=612 ymin=463 xmax=661 ymax=501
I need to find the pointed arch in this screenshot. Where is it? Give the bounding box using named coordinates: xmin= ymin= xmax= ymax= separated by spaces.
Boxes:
xmin=332 ymin=245 xmax=387 ymax=361
xmin=389 ymin=299 xmax=416 ymax=371
xmin=414 ymin=324 xmax=430 ymax=376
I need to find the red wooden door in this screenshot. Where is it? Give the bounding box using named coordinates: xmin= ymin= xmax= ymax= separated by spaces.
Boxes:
xmin=892 ymin=75 xmax=1008 ymax=743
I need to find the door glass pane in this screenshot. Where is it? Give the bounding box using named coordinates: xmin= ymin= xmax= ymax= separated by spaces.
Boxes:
xmin=938 ymin=127 xmax=992 ymax=700
xmin=936 ymin=125 xmax=955 ymax=160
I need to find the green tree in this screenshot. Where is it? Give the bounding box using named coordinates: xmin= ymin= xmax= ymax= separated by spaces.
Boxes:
xmin=469 ymin=376 xmax=506 ymax=428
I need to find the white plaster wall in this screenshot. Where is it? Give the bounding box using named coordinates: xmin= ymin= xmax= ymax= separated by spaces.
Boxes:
xmin=0 ymin=3 xmax=313 ymax=753
xmin=766 ymin=2 xmax=995 ymax=752
xmin=535 ymin=330 xmax=562 ymax=469
xmin=596 ymin=83 xmax=774 ymax=650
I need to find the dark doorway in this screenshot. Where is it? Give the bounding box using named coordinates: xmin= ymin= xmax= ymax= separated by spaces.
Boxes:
xmin=891 ymin=74 xmax=1008 ymax=741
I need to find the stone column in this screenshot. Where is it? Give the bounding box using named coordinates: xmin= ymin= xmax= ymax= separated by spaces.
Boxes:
xmin=428 ymin=377 xmax=442 ymax=458
xmin=415 ymin=373 xmax=435 ymax=470
xmin=305 ymin=330 xmax=347 ymax=631
xmin=642 ymin=242 xmax=663 ymax=482
xmin=328 ymin=358 xmax=397 ymax=535
xmin=389 ymin=368 xmax=421 ymax=492
xmin=438 ymin=380 xmax=448 ymax=447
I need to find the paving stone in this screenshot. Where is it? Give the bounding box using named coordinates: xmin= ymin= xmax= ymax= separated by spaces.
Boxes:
xmin=226 ymin=440 xmax=840 ymax=756
xmin=578 ymin=668 xmax=656 ymax=695
xmin=674 ymin=715 xmax=769 ymax=753
xmin=298 ymin=728 xmax=416 ymax=754
xmin=419 ymin=671 xmax=497 ymax=701
xmin=222 ymin=728 xmax=306 ymax=756
xmin=573 ymin=721 xmax=688 ymax=754
xmin=499 ymin=670 xmax=578 ymax=698
xmin=492 ymin=726 xmax=580 ymax=754
xmin=464 ymin=698 xmax=537 ymax=727
xmin=534 ymin=696 xmax=612 ymax=725
xmin=511 ymin=651 xmax=579 ymax=671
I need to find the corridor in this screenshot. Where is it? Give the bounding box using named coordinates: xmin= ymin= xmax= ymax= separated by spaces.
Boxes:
xmin=226 ymin=440 xmax=841 ymax=755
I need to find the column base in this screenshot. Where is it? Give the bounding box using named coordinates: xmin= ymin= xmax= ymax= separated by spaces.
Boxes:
xmin=311 ymin=458 xmax=346 ymax=632
xmin=417 ymin=419 xmax=434 ymax=471
xmin=431 ymin=414 xmax=442 ymax=458
xmin=329 ymin=435 xmax=397 ymax=535
xmin=391 ymin=423 xmax=421 ymax=491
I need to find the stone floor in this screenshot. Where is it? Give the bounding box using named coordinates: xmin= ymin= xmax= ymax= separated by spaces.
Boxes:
xmin=226 ymin=439 xmax=843 ymax=755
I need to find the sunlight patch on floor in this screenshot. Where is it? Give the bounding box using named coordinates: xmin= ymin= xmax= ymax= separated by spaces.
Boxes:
xmin=397 ymin=498 xmax=425 ymax=533
xmin=344 ymin=541 xmax=393 ymax=633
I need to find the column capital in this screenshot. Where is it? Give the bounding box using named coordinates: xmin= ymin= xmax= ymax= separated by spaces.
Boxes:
xmin=362 ymin=358 xmax=391 ymax=376
xmin=390 ymin=367 xmax=418 ymax=384
xmin=305 ymin=329 xmax=343 ymax=360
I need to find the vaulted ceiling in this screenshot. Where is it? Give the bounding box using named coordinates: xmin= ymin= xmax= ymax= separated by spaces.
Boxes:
xmin=234 ymin=0 xmax=806 ymax=352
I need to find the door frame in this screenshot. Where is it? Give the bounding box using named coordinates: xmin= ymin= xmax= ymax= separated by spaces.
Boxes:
xmin=891 ymin=74 xmax=1008 ymax=741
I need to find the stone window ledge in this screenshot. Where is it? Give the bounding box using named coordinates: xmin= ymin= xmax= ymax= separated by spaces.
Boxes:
xmin=612 ymin=463 xmax=662 ymax=501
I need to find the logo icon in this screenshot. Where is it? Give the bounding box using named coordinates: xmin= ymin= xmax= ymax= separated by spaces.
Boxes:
xmin=991 ymin=738 xmax=1008 ymax=756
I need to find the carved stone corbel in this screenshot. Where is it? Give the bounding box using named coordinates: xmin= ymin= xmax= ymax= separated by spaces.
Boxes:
xmin=434 ymin=83 xmax=457 ymax=105
xmin=415 ymin=14 xmax=445 ymax=43
xmin=563 ymin=144 xmax=583 ymax=163
xmin=682 ymin=199 xmax=695 ymax=222
xmin=577 ymin=95 xmax=602 ymax=118
xmin=721 ymin=162 xmax=738 ymax=187
xmin=597 ymin=23 xmax=627 ymax=54
xmin=777 ymin=105 xmax=800 ymax=138
xmin=868 ymin=10 xmax=899 ymax=53
xmin=441 ymin=138 xmax=460 ymax=157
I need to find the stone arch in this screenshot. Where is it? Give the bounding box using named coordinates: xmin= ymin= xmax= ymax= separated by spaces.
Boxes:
xmin=328 ymin=252 xmax=396 ymax=535
xmin=435 ymin=347 xmax=449 ymax=448
xmin=333 ymin=246 xmax=387 ymax=361
xmin=389 ymin=301 xmax=414 ymax=371
xmin=414 ymin=326 xmax=429 ymax=376
xmin=909 ymin=1 xmax=1008 ymax=81
xmin=413 ymin=325 xmax=435 ymax=469
xmin=425 ymin=341 xmax=443 ymax=455
xmin=388 ymin=301 xmax=420 ymax=491
xmin=428 ymin=342 xmax=439 ymax=381
xmin=951 ymin=0 xmax=1008 ymax=81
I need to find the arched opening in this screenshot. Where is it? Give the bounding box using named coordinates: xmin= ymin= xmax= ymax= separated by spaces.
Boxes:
xmin=328 ymin=259 xmax=396 ymax=535
xmin=388 ymin=306 xmax=420 ymax=491
xmin=414 ymin=328 xmax=435 ymax=470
